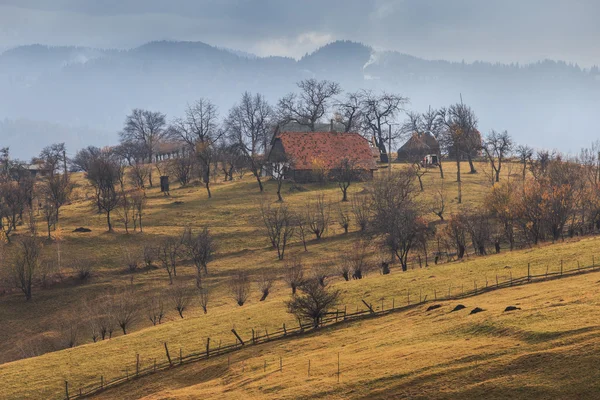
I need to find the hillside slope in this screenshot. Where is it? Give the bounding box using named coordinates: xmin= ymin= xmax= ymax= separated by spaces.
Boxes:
xmin=90 ymin=272 xmax=600 ymax=399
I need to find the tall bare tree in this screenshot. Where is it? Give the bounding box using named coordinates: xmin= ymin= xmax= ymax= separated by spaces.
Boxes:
xmin=226 ymin=92 xmax=274 ymax=191
xmin=361 ymin=91 xmax=409 ymax=162
xmin=278 ymin=79 xmax=342 ymax=131
xmin=437 ymin=102 xmax=479 ymax=203
xmin=334 ymin=91 xmax=363 ymax=132
xmin=483 ymin=130 xmax=513 ymax=183
xmin=170 ymin=99 xmax=222 ymax=198
xmin=12 ymin=235 xmax=42 ymax=301
xmin=119 ymin=109 xmax=167 ymax=164
xmin=260 ymin=200 xmax=295 ymax=260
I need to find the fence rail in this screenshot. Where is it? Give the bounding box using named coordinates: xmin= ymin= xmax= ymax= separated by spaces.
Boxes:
xmin=63 ymin=259 xmax=600 ymax=400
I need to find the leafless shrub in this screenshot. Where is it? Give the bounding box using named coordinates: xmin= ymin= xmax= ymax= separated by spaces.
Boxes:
xmin=229 ymin=271 xmax=250 ymax=306
xmin=123 ymin=247 xmax=140 ymax=273
xmin=70 ymin=259 xmax=92 ymax=282
xmin=57 ymin=321 xmax=80 ymax=349
xmin=257 ymin=272 xmax=275 ymax=301
xmin=169 ymin=284 xmax=193 ymax=318
xmin=168 ymin=156 xmax=195 ymax=187
xmin=283 ymin=255 xmax=304 ymax=294
xmin=129 ymin=163 xmax=152 ymax=189
xmin=143 ymin=245 xmax=158 ymax=269
xmin=347 ymin=240 xmax=371 ymax=280
xmin=337 ymin=205 xmax=351 ymax=234
xmin=312 ymin=262 xmax=332 ymax=287
xmin=351 ymin=194 xmax=370 ymax=233
xmin=337 ymin=257 xmax=352 ymax=281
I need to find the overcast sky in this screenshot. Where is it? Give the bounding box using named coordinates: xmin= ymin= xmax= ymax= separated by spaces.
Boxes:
xmin=0 ymin=0 xmax=599 ymax=66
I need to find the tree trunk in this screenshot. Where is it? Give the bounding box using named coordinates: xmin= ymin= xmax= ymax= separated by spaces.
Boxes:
xmin=456 ymin=156 xmax=462 ymax=204
xmin=205 ymin=181 xmax=212 ymax=199
xmin=467 ymin=153 xmax=477 ymax=174
xmin=107 ymin=211 xmax=112 ymax=232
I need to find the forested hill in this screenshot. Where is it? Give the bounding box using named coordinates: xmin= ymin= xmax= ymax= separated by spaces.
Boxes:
xmin=1 ymin=39 xmax=599 ymax=159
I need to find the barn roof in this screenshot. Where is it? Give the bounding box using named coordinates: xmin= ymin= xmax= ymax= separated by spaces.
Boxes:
xmin=274 ymin=132 xmax=378 ymax=170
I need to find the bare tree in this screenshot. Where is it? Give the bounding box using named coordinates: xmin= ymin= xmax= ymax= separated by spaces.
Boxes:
xmin=305 ymin=194 xmax=330 ymax=240
xmin=361 ymin=91 xmax=409 ymax=162
xmin=260 ymin=201 xmax=295 ymax=260
xmin=229 ymin=271 xmax=250 ymax=306
xmin=182 ymin=226 xmax=216 ymax=275
xmin=130 ymin=189 xmax=147 ymax=232
xmin=257 ymin=272 xmax=275 ymax=301
xmin=143 ymin=245 xmax=158 ymax=269
xmin=168 ymin=155 xmax=195 ymax=187
xmin=146 ymin=294 xmax=165 ymax=325
xmin=286 ymin=280 xmax=340 ymax=328
xmin=330 ymin=158 xmax=363 ymax=202
xmin=119 ymin=109 xmax=167 ymax=164
xmin=157 ymin=236 xmax=182 ymax=284
xmin=483 ymin=130 xmax=513 ymax=182
xmin=197 ymin=281 xmax=210 ymax=314
xmin=437 ymin=103 xmax=480 ymax=203
xmin=283 ymin=255 xmax=304 ymax=294
xmin=111 ymin=286 xmax=138 ymax=335
xmin=12 ymin=235 xmax=42 ymax=300
xmin=350 ymin=194 xmax=370 ymax=232
xmin=226 ymin=92 xmax=274 ymax=192
xmin=334 ymin=91 xmax=363 ymax=132
xmin=87 ymin=153 xmax=122 ymax=232
xmin=516 ymin=144 xmax=534 ymax=183
xmin=370 ymin=171 xmax=426 ymax=271
xmin=170 ymin=99 xmax=222 ymax=198
xmin=278 ymin=79 xmax=342 ymax=131
xmin=57 ymin=320 xmax=80 ymax=349
xmin=129 ymin=163 xmax=152 ymax=189
xmin=169 ymin=284 xmax=193 ymax=318
xmin=71 ymin=146 xmax=102 ymax=173
xmin=430 ymin=184 xmax=447 ymax=221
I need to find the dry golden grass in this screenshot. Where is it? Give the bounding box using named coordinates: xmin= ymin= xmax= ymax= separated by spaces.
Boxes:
xmin=0 ymin=160 xmax=594 ymax=399
xmin=87 ymin=271 xmax=600 ymax=400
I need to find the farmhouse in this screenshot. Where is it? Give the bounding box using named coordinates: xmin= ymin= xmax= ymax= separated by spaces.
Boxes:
xmin=268 ymin=131 xmax=379 ymax=183
xmin=397 ymin=132 xmax=440 ymax=162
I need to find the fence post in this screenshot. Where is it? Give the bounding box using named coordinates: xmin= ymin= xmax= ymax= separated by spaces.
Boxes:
xmin=179 ymin=348 xmax=182 ymax=365
xmin=528 ymin=263 xmax=531 ymax=282
xmin=279 ymin=356 xmax=282 ymax=372
xmin=206 ymin=338 xmax=210 ymax=358
xmin=154 ymin=359 xmax=156 ymax=372
xmin=100 ymin=376 xmax=104 ymax=390
xmin=283 ymin=323 xmax=287 ymax=335
xmin=381 ymin=299 xmax=384 ymax=311
xmin=126 ymin=367 xmax=129 ymax=381
xmin=252 ymin=329 xmax=256 ymax=345
xmin=308 ymin=359 xmax=311 ymax=377
xmin=496 ymin=274 xmax=498 ymax=287
xmin=561 ymin=260 xmax=563 ymax=276
xmin=65 ymin=381 xmax=69 ymax=400
xmin=392 ymin=298 xmax=395 ymax=309
xmin=407 ymin=291 xmax=410 ymax=305
xmin=136 ymin=354 xmax=140 ymax=376
xmin=510 ymin=272 xmax=513 ymax=286
xmin=231 ymin=329 xmax=245 ymax=345
xmin=344 ymin=305 xmax=347 ymax=319
xmin=337 ymin=352 xmax=340 ymax=383
xmin=434 ymin=289 xmax=437 ymax=301
xmin=164 ymin=342 xmax=172 ymax=366
xmin=264 ymin=359 xmax=267 ymax=373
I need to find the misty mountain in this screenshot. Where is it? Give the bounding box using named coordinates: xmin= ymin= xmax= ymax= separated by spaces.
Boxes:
xmin=1 ymin=39 xmax=599 ymax=160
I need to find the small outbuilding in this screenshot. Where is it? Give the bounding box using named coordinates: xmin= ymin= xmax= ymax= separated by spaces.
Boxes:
xmin=397 ymin=132 xmax=440 ymax=163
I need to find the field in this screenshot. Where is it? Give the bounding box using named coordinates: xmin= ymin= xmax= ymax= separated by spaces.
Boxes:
xmin=1 ymin=160 xmax=599 ymax=399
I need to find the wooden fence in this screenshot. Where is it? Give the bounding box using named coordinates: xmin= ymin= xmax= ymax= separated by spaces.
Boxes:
xmin=62 ymin=258 xmax=600 ymax=399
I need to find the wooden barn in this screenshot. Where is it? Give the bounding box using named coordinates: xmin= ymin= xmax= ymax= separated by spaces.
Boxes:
xmin=397 ymin=132 xmax=440 ymax=162
xmin=267 ymin=131 xmax=378 ymax=183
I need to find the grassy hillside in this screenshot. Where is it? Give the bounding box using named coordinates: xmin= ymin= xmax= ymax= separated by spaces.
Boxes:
xmin=0 ymin=160 xmax=597 ymax=399
xmin=88 ymin=271 xmax=600 ymax=399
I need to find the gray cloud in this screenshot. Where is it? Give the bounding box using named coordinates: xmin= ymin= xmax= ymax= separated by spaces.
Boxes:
xmin=0 ymin=0 xmax=599 ymax=65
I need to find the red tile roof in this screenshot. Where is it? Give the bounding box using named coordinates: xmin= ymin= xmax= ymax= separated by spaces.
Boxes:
xmin=275 ymin=132 xmax=378 ymax=170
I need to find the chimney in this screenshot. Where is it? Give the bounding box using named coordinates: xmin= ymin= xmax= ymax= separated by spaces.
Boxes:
xmin=330 ymin=119 xmax=334 ymax=132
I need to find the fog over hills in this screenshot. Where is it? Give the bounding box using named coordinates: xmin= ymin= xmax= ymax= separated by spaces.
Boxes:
xmin=1 ymin=39 xmax=599 ymax=160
